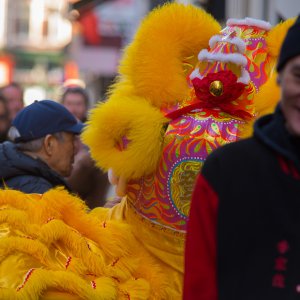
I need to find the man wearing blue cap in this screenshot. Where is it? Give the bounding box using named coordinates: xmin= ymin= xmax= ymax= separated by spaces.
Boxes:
xmin=0 ymin=100 xmax=84 ymax=193
xmin=184 ymin=16 xmax=300 ymax=300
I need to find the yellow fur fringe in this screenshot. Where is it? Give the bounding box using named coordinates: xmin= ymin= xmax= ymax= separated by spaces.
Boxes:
xmin=0 ymin=269 xmax=118 ymax=300
xmin=0 ymin=188 xmax=169 ymax=299
xmin=266 ymin=17 xmax=296 ymax=58
xmin=254 ymin=72 xmax=281 ymax=118
xmin=240 ymin=72 xmax=280 ymax=138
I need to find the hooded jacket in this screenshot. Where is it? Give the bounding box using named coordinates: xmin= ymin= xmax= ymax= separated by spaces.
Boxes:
xmin=0 ymin=141 xmax=69 ymax=193
xmin=184 ymin=106 xmax=300 ymax=300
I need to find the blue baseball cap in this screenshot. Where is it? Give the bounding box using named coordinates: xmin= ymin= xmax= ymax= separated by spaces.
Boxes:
xmin=9 ymin=100 xmax=84 ymax=142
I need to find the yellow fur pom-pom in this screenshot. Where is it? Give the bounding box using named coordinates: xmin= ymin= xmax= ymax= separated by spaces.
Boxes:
xmin=82 ymin=96 xmax=168 ymax=180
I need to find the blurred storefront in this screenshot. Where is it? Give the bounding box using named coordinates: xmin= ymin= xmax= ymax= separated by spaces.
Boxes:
xmin=67 ymin=0 xmax=151 ymax=104
xmin=0 ymin=0 xmax=170 ymax=106
xmin=225 ymin=0 xmax=300 ymax=23
xmin=179 ymin=0 xmax=300 ymax=24
xmin=0 ymin=0 xmax=72 ymax=105
xmin=188 ymin=0 xmax=300 ymax=24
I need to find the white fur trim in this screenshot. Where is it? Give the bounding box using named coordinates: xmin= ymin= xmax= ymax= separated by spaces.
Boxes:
xmin=226 ymin=17 xmax=271 ymax=31
xmin=209 ymin=35 xmax=222 ymax=49
xmin=230 ymin=37 xmax=246 ymax=53
xmin=189 ymin=68 xmax=203 ymax=80
xmin=209 ymin=35 xmax=246 ymax=53
xmin=198 ymin=49 xmax=247 ymax=66
xmin=237 ymin=68 xmax=251 ymax=84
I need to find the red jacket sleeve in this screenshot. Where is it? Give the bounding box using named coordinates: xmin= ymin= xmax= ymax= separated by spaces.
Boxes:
xmin=183 ymin=174 xmax=218 ymax=300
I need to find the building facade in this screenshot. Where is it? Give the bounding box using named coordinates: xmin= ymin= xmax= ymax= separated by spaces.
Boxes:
xmin=226 ymin=0 xmax=300 ymax=24
xmin=0 ymin=0 xmax=72 ymax=105
xmin=180 ymin=0 xmax=300 ymax=24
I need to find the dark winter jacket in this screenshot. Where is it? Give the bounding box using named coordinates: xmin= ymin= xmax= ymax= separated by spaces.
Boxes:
xmin=184 ymin=106 xmax=300 ymax=300
xmin=0 ymin=141 xmax=70 ymax=193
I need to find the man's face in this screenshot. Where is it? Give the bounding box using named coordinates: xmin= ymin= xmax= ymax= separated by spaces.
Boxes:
xmin=1 ymin=86 xmax=23 ymax=120
xmin=279 ymin=55 xmax=300 ymax=136
xmin=50 ymin=132 xmax=77 ymax=177
xmin=63 ymin=92 xmax=87 ymax=122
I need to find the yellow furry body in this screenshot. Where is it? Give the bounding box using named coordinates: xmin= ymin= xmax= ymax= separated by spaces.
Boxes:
xmin=0 ymin=189 xmax=180 ymax=299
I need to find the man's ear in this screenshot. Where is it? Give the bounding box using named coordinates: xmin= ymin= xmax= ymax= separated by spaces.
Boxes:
xmin=43 ymin=134 xmax=55 ymax=156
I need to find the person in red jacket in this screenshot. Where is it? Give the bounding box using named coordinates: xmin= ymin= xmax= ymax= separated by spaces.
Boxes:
xmin=184 ymin=15 xmax=300 ymax=300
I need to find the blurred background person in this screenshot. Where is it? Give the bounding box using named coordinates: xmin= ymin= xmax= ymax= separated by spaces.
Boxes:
xmin=0 ymin=82 xmax=24 ymax=122
xmin=61 ymin=84 xmax=89 ymax=122
xmin=60 ymin=82 xmax=110 ymax=208
xmin=67 ymin=146 xmax=111 ymax=208
xmin=0 ymin=96 xmax=10 ymax=142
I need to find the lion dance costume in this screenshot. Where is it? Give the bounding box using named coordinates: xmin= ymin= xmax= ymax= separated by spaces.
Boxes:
xmin=0 ymin=3 xmax=294 ymax=299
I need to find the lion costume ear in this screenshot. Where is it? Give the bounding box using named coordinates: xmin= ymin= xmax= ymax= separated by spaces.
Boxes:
xmin=115 ymin=2 xmax=221 ymax=108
